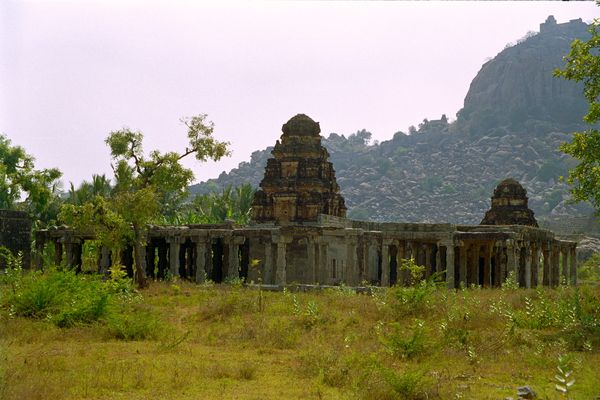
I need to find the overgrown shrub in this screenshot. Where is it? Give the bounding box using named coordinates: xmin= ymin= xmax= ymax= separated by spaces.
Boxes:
xmin=8 ymin=269 xmax=110 ymax=327
xmin=104 ymin=304 xmax=163 ymax=340
xmin=379 ymin=319 xmax=427 ymax=359
xmin=1 ymin=265 xmax=163 ymax=338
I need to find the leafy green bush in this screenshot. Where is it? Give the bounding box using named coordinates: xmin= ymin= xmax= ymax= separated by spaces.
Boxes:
xmin=380 ymin=319 xmax=427 ymax=359
xmin=578 ymin=253 xmax=600 ymax=283
xmin=7 ymin=270 xmax=112 ymax=327
xmin=1 ymin=266 xmax=164 ymax=339
xmin=368 ymin=362 xmax=430 ymax=400
xmin=104 ymin=305 xmax=163 ymax=340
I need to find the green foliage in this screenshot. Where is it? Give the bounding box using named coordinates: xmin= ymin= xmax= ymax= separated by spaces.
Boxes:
xmin=2 ymin=267 xmax=149 ymax=332
xmin=288 ymin=292 xmax=322 ymax=329
xmin=555 ymin=354 xmax=576 ymax=397
xmin=554 ymin=354 xmax=575 ymax=398
xmin=60 ymin=114 xmax=230 ymax=286
xmin=7 ymin=269 xmax=109 ymax=327
xmin=104 ymin=305 xmax=162 ymax=340
xmin=555 ymin=20 xmax=600 ymax=213
xmin=65 ymin=174 xmax=112 ymax=205
xmin=578 ymin=252 xmax=600 ymax=282
xmin=375 ymin=363 xmax=428 ymax=400
xmin=0 ymin=134 xmax=63 ymax=226
xmin=0 ymin=249 xmax=23 ymax=295
xmin=178 ymin=183 xmax=256 ymax=225
xmin=502 ymin=270 xmax=520 ymax=290
xmin=380 ymin=319 xmax=427 ymax=359
xmin=383 ymin=258 xmax=439 ymax=319
xmin=494 ymin=285 xmax=600 ymax=351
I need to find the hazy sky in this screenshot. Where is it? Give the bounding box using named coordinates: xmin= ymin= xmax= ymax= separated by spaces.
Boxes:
xmin=1 ymin=1 xmax=598 ymax=188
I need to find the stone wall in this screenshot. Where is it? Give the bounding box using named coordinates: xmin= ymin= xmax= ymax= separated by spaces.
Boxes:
xmin=0 ymin=210 xmax=32 ymax=269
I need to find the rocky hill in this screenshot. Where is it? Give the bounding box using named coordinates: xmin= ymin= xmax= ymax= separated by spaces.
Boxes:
xmin=190 ymin=16 xmax=598 ymax=232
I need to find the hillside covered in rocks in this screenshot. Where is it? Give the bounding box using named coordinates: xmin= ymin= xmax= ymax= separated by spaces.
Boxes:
xmin=190 ymin=16 xmax=597 ymax=232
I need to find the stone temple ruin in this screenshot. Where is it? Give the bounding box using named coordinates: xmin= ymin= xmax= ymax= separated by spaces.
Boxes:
xmin=32 ymin=114 xmax=577 ymax=288
xmin=0 ymin=210 xmax=32 ymax=269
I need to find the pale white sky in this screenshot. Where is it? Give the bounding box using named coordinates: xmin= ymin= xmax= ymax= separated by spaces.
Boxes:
xmin=1 ymin=1 xmax=598 ymax=188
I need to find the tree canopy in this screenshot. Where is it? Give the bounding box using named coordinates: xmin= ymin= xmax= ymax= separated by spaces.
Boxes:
xmin=0 ymin=134 xmax=62 ymax=226
xmin=555 ymin=19 xmax=600 ymax=213
xmin=60 ymin=114 xmax=230 ymax=286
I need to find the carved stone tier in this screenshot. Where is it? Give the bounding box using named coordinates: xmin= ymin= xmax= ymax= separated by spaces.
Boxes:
xmin=251 ymin=114 xmax=347 ymax=223
xmin=481 ymin=178 xmax=538 ymax=227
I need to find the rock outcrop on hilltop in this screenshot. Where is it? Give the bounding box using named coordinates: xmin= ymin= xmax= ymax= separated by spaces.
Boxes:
xmin=455 ymin=16 xmax=590 ymax=136
xmin=189 ymin=17 xmax=598 ymax=232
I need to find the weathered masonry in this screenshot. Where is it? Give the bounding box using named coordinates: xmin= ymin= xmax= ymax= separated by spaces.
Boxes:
xmin=0 ymin=210 xmax=32 ymax=269
xmin=34 ymin=114 xmax=577 ymax=288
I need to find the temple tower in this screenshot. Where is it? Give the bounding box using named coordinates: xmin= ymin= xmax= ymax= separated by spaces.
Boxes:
xmin=251 ymin=114 xmax=347 ymax=224
xmin=480 ymin=178 xmax=538 ymax=227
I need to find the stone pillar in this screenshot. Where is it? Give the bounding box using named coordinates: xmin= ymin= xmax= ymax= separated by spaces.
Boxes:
xmin=434 ymin=244 xmax=441 ymax=276
xmin=560 ymin=246 xmax=569 ymax=285
xmin=517 ymin=246 xmax=525 ymax=287
xmin=444 ymin=243 xmax=455 ymax=289
xmin=99 ymin=246 xmax=111 ymax=275
xmin=226 ymin=238 xmax=241 ymax=280
xmin=319 ymin=242 xmax=328 ymax=284
xmin=398 ymin=241 xmax=407 ymax=286
xmin=506 ymin=241 xmax=518 ymax=283
xmin=458 ymin=245 xmax=467 ymax=287
xmin=381 ymin=241 xmax=390 ymax=287
xmin=524 ymin=244 xmax=532 ymax=289
xmin=264 ymin=241 xmax=273 ymax=284
xmin=569 ymin=246 xmax=577 ymax=286
xmin=195 ymin=241 xmax=208 ymax=283
xmin=168 ymin=238 xmax=181 ymax=278
xmin=542 ymin=243 xmax=551 ymax=287
xmin=410 ymin=241 xmax=418 ymax=263
xmin=35 ymin=236 xmax=45 ymax=270
xmin=470 ymin=244 xmax=480 ymax=286
xmin=275 ymin=240 xmax=287 ymax=285
xmin=64 ymin=241 xmax=74 ymax=268
xmin=424 ymin=244 xmax=433 ymax=278
xmin=551 ymin=244 xmax=560 ymax=287
xmin=54 ymin=240 xmax=63 ymax=266
xmin=346 ymin=238 xmax=358 ymax=286
xmin=308 ymin=240 xmax=316 ymax=284
xmin=494 ymin=244 xmax=504 ymax=286
xmin=531 ymin=243 xmax=540 ymax=287
xmin=483 ymin=243 xmax=493 ymax=288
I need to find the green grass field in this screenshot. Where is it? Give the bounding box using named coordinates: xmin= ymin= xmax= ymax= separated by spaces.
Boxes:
xmin=1 ymin=268 xmax=599 ymax=399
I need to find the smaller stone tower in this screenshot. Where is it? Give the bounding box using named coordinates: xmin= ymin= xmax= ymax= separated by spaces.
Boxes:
xmin=251 ymin=114 xmax=347 ymax=224
xmin=480 ymin=178 xmax=538 ymax=227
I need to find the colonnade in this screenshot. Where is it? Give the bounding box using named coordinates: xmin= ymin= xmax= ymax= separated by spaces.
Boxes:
xmin=377 ymin=238 xmax=577 ymax=288
xmin=34 ymin=225 xmax=578 ymax=289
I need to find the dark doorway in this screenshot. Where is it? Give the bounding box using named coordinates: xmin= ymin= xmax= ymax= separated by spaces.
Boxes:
xmin=390 ymin=245 xmax=398 ymax=286
xmin=211 ymin=238 xmax=224 ymax=283
xmin=121 ymin=246 xmax=134 ymax=278
xmin=454 ymin=246 xmax=460 ymax=288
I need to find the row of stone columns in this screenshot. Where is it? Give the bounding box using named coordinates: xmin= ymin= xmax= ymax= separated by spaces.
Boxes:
xmin=379 ymin=239 xmax=443 ymax=287
xmin=377 ymin=239 xmax=577 ymax=289
xmin=35 ymin=233 xmax=577 ymax=289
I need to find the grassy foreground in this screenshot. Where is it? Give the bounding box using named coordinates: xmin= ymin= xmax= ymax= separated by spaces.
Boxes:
xmin=1 ymin=268 xmax=600 ymax=399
